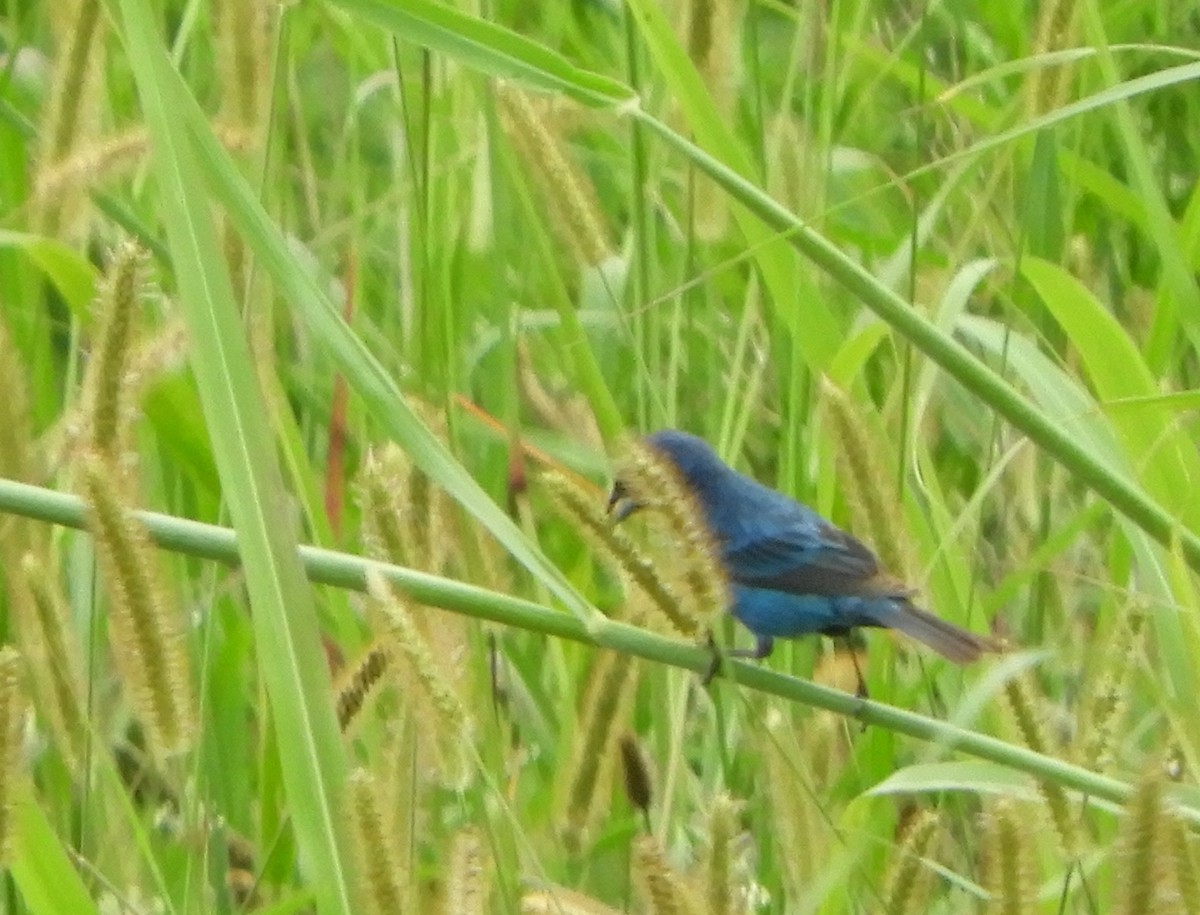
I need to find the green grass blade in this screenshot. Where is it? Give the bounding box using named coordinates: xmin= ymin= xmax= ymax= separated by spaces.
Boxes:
xmin=1020 ymin=256 xmax=1200 ymax=531
xmin=1080 ymin=2 xmax=1200 ymax=356
xmin=164 ymin=68 xmax=598 ymax=627
xmin=0 ymin=230 xmax=96 ymax=315
xmin=114 ymin=2 xmax=353 ymax=912
xmin=9 ymin=789 xmax=99 ymax=915
xmin=326 ymin=0 xmax=634 ymax=107
xmin=622 ymin=0 xmax=841 ymax=370
xmin=631 ymin=111 xmax=1200 ymax=574
xmin=0 ymin=473 xmax=1184 ymax=823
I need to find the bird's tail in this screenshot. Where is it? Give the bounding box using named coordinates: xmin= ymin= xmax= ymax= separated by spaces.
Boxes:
xmin=883 ymin=601 xmax=1000 ymax=664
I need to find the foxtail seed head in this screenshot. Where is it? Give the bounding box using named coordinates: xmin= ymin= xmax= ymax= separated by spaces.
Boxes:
xmin=366 ymin=570 xmax=474 ymax=787
xmin=443 ymin=827 xmax=489 ymax=915
xmin=633 ymin=833 xmax=705 ymax=915
xmin=1002 ymin=676 xmax=1077 ymax=857
xmin=543 ymin=470 xmax=692 ymax=636
xmin=334 ymin=638 xmax=394 ymax=734
xmin=820 ymin=379 xmax=912 ymax=580
xmin=521 ymin=885 xmax=627 ymax=915
xmin=703 ymin=792 xmax=746 ymax=915
xmin=497 ymin=83 xmax=614 ymax=268
xmin=613 ymin=438 xmax=729 ymax=635
xmin=1117 ymin=767 xmax=1172 ymax=915
xmin=883 ymin=809 xmax=941 ymax=915
xmin=1079 ymin=607 xmax=1145 ymax=773
xmin=0 ymin=647 xmax=25 ymax=866
xmin=81 ymin=451 xmax=196 ymax=761
xmin=558 ymin=647 xmax=640 ymax=852
xmin=1168 ymin=812 xmax=1200 ymax=913
xmin=37 ymin=0 xmax=107 ymax=239
xmin=82 ymin=240 xmax=147 ymax=457
xmin=980 ymin=799 xmax=1037 ymax=914
xmin=348 ymin=767 xmax=410 ymax=915
xmin=0 ymin=318 xmax=34 ymax=489
xmin=15 ymin=552 xmax=88 ymax=772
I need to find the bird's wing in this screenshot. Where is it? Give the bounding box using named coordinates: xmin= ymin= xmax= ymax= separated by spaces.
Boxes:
xmin=723 ymin=514 xmax=906 ymax=598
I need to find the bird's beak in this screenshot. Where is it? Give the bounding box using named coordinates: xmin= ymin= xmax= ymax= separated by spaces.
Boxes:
xmin=607 ymin=480 xmax=642 ymax=523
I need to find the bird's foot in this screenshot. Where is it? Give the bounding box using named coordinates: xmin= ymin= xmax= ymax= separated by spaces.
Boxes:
xmin=738 ymin=635 xmax=775 ymax=661
xmin=697 ymin=633 xmax=722 ymax=685
xmin=702 ymin=636 xmax=774 ymax=686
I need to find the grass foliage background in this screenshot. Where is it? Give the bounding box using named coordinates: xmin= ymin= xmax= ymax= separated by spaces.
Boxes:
xmin=1 ymin=0 xmax=1200 ymax=911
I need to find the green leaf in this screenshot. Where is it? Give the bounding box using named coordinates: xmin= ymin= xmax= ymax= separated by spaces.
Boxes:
xmin=1024 ymin=129 xmax=1063 ymax=260
xmin=114 ymin=2 xmax=354 ymax=913
xmin=1020 ymin=256 xmax=1200 ymax=532
xmin=623 ymin=0 xmax=841 ymax=371
xmin=868 ymin=761 xmax=1123 ymax=816
xmin=2 ymin=475 xmax=1198 ymax=824
xmin=10 ymin=790 xmax=100 ymax=915
xmin=150 ymin=16 xmax=599 ymax=627
xmin=0 ymin=230 xmax=97 ymax=316
xmin=631 ymin=110 xmax=1200 ymax=572
xmin=326 ymin=0 xmax=634 ymax=107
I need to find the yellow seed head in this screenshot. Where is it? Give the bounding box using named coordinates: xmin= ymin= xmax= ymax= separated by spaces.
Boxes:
xmin=82 ymin=240 xmax=148 ymax=457
xmin=359 ymin=444 xmax=411 ymax=565
xmin=0 ymin=317 xmax=34 ymax=488
xmin=0 ymin=647 xmax=25 ymax=866
xmin=703 ymin=792 xmax=746 ymax=915
xmin=81 ymin=451 xmax=196 ymax=760
xmin=759 ymin=711 xmax=822 ymax=900
xmin=633 ymin=834 xmax=705 ymax=915
xmin=359 ymin=440 xmax=449 ymax=574
xmin=214 ymin=0 xmax=271 ymax=134
xmin=1003 ymin=677 xmax=1077 ymax=857
xmin=13 ymin=552 xmax=89 ymax=772
xmin=37 ymin=0 xmax=108 ymax=239
xmin=366 ymin=570 xmax=474 ymax=787
xmin=613 ymin=438 xmax=730 ymax=635
xmin=348 ymin=767 xmax=410 ymax=915
xmin=980 ymin=799 xmax=1037 ymax=915
xmin=1117 ymin=767 xmax=1172 ymax=915
xmin=542 ymin=470 xmax=691 ymax=636
xmin=559 ymin=648 xmax=640 ymax=851
xmin=521 ymin=885 xmax=627 ymax=915
xmin=680 ymin=0 xmax=741 ymax=240
xmin=883 ymin=809 xmax=941 ymax=915
xmin=1168 ymin=813 xmax=1200 ymax=915
xmin=34 ymin=129 xmax=151 ymax=210
xmin=1027 ymin=0 xmax=1079 ymax=115
xmin=820 ymin=379 xmax=912 ymax=580
xmin=443 ymin=827 xmax=489 ymax=915
xmin=497 ymin=84 xmax=613 ymax=267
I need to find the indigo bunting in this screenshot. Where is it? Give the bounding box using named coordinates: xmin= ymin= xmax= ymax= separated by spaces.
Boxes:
xmin=609 ymin=430 xmax=997 ymax=668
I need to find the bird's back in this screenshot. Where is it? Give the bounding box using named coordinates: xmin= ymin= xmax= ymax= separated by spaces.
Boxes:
xmin=639 ymin=430 xmax=999 ymax=662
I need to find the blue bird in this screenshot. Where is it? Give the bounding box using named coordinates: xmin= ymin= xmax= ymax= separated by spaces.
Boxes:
xmin=609 ymin=430 xmax=997 ymax=671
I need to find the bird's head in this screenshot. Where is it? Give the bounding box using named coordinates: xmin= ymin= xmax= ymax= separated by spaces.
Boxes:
xmin=608 ymin=429 xmax=726 ymax=522
xmin=606 ymin=477 xmax=640 ymax=522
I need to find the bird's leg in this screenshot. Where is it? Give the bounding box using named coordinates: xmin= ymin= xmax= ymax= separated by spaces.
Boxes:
xmin=701 ymin=635 xmax=774 ymax=685
xmin=701 ymin=634 xmax=722 ymax=686
xmin=844 ymin=637 xmax=869 ymax=700
xmin=729 ymin=635 xmax=775 ymax=661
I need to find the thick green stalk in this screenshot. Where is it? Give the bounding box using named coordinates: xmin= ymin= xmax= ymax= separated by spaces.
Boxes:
xmin=631 ymin=111 xmax=1200 ymax=574
xmin=0 ymin=475 xmax=1187 ymax=823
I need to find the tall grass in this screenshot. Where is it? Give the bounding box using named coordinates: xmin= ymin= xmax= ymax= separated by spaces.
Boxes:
xmin=0 ymin=0 xmax=1198 ymax=911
